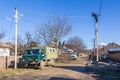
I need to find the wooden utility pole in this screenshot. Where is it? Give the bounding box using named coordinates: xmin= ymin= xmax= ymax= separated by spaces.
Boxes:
xmin=92 ymin=12 xmax=99 ymax=62
xmin=14 ymin=8 xmax=18 ymax=69
xmin=92 ymin=39 xmax=95 ymax=49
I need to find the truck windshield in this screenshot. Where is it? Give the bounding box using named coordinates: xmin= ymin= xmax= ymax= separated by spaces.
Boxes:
xmin=25 ymin=50 xmax=31 ymax=55
xmin=71 ymin=52 xmax=76 ymax=55
xmin=25 ymin=49 xmax=44 ymax=55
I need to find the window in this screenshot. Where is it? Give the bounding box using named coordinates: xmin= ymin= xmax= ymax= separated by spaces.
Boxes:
xmin=53 ymin=49 xmax=55 ymax=52
xmin=50 ymin=49 xmax=52 ymax=53
xmin=41 ymin=49 xmax=44 ymax=54
xmin=25 ymin=50 xmax=31 ymax=55
xmin=39 ymin=49 xmax=42 ymax=54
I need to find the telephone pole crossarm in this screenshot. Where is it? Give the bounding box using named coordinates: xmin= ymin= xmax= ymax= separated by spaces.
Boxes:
xmin=92 ymin=12 xmax=98 ymax=23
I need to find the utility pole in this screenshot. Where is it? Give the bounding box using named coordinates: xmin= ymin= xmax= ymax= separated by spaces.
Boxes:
xmin=92 ymin=39 xmax=95 ymax=49
xmin=92 ymin=12 xmax=99 ymax=62
xmin=14 ymin=8 xmax=18 ymax=69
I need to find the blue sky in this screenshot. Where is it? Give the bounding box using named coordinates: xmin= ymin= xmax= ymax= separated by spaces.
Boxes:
xmin=0 ymin=0 xmax=120 ymax=49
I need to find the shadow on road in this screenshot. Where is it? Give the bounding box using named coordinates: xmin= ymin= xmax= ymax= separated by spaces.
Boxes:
xmin=50 ymin=77 xmax=74 ymax=80
xmin=54 ymin=64 xmax=120 ymax=80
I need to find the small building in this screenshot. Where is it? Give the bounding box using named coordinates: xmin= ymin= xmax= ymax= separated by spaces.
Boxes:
xmin=64 ymin=44 xmax=89 ymax=56
xmin=90 ymin=42 xmax=120 ymax=60
xmin=0 ymin=41 xmax=12 ymax=56
xmin=99 ymin=42 xmax=120 ymax=54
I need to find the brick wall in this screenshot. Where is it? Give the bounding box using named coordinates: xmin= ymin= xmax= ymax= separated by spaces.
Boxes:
xmin=0 ymin=56 xmax=22 ymax=69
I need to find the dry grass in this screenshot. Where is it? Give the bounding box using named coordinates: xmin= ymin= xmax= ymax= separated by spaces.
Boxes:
xmin=0 ymin=68 xmax=36 ymax=79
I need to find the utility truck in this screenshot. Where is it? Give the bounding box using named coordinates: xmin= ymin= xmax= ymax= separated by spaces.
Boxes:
xmin=22 ymin=46 xmax=58 ymax=69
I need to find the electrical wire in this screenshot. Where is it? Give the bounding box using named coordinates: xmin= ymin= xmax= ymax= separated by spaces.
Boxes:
xmin=19 ymin=6 xmax=89 ymax=19
xmin=21 ymin=19 xmax=40 ymax=25
xmin=7 ymin=17 xmax=14 ymax=42
xmin=98 ymin=0 xmax=103 ymax=16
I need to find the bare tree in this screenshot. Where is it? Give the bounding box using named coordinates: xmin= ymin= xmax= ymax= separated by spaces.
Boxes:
xmin=35 ymin=16 xmax=72 ymax=46
xmin=18 ymin=35 xmax=24 ymax=46
xmin=25 ymin=32 xmax=32 ymax=47
xmin=29 ymin=41 xmax=37 ymax=47
xmin=25 ymin=32 xmax=37 ymax=47
xmin=16 ymin=33 xmax=38 ymax=55
xmin=67 ymin=36 xmax=86 ymax=51
xmin=17 ymin=35 xmax=26 ymax=55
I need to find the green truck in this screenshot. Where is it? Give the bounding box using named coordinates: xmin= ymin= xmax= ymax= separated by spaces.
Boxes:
xmin=22 ymin=46 xmax=58 ymax=69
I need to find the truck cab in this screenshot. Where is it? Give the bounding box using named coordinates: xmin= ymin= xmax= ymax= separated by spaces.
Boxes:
xmin=22 ymin=49 xmax=45 ymax=62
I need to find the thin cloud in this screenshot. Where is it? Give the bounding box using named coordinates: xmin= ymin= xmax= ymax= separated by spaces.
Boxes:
xmin=6 ymin=17 xmax=11 ymax=21
xmin=19 ymin=13 xmax=24 ymax=17
xmin=18 ymin=12 xmax=24 ymax=20
xmin=100 ymin=42 xmax=107 ymax=46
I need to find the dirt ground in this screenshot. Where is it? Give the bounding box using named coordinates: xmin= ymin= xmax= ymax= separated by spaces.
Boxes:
xmin=2 ymin=57 xmax=120 ymax=80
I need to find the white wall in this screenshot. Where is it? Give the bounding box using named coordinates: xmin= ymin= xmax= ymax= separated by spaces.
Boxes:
xmin=0 ymin=48 xmax=10 ymax=56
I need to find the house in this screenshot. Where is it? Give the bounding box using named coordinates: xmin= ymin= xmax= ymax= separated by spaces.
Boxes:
xmin=0 ymin=41 xmax=12 ymax=56
xmin=64 ymin=44 xmax=89 ymax=56
xmin=6 ymin=42 xmax=27 ymax=56
xmin=99 ymin=42 xmax=120 ymax=54
xmin=90 ymin=42 xmax=120 ymax=60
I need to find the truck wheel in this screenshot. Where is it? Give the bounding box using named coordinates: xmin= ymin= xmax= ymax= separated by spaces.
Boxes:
xmin=51 ymin=59 xmax=55 ymax=66
xmin=24 ymin=64 xmax=28 ymax=68
xmin=39 ymin=61 xmax=44 ymax=69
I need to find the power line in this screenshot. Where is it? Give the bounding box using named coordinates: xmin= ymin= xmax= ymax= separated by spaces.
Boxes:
xmin=98 ymin=0 xmax=103 ymax=16
xmin=19 ymin=7 xmax=89 ymax=19
xmin=47 ymin=15 xmax=89 ymax=19
xmin=7 ymin=17 xmax=14 ymax=42
xmin=21 ymin=19 xmax=40 ymax=25
xmin=19 ymin=15 xmax=90 ymax=26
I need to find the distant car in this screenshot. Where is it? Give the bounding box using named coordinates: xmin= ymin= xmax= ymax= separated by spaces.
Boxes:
xmin=70 ymin=52 xmax=77 ymax=59
xmin=101 ymin=53 xmax=108 ymax=60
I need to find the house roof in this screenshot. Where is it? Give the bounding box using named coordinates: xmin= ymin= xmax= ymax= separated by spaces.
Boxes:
xmin=108 ymin=48 xmax=120 ymax=51
xmin=0 ymin=41 xmax=12 ymax=48
xmin=101 ymin=43 xmax=120 ymax=51
xmin=91 ymin=42 xmax=120 ymax=54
